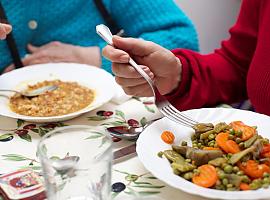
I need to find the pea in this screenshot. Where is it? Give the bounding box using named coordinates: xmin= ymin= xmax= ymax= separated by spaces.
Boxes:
xmin=250 ymin=181 xmax=262 ymax=190
xmin=263 ymin=183 xmax=269 ymax=189
xmin=224 ymin=165 xmax=233 ymax=174
xmin=183 ymin=172 xmax=193 ymax=180
xmin=193 ymin=169 xmax=200 ymax=175
xmin=239 ymin=142 xmax=244 ymax=149
xmin=222 ymin=178 xmax=229 ymax=185
xmin=157 ymin=151 xmax=163 ymax=158
xmin=185 ymin=159 xmax=191 ymax=163
xmin=208 ymin=134 xmax=215 ymax=140
xmin=226 ymin=184 xmax=233 ymax=188
xmin=229 ymin=129 xmax=235 ymax=135
xmin=241 ymin=175 xmax=251 ymax=183
xmin=228 ymin=134 xmax=234 ymax=140
xmin=233 ymin=166 xmax=239 ymax=173
xmin=197 ymin=143 xmax=202 ymax=148
xmin=181 ymin=141 xmax=188 ymax=146
xmin=263 ymin=177 xmax=270 ymax=184
xmin=192 ymin=144 xmax=198 ymax=148
xmin=218 ymin=172 xmax=226 ymax=179
xmin=263 ymin=172 xmax=270 ymax=178
xmin=237 ymin=171 xmax=244 ymax=176
xmin=236 ymin=130 xmax=242 ymax=137
xmin=235 ymin=137 xmax=242 ymax=144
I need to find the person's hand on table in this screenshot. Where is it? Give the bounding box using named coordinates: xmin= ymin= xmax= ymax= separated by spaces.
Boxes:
xmin=102 ymin=36 xmax=182 ymax=97
xmin=4 ymin=41 xmax=101 ymax=73
xmin=0 ymin=23 xmax=12 ymax=40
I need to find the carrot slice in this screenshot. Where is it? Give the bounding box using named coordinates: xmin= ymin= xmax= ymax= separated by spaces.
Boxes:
xmin=192 ymin=164 xmax=217 ymax=188
xmin=216 ymin=132 xmax=240 ymax=154
xmin=161 ymin=131 xmax=175 ymax=144
xmin=203 ymin=147 xmax=220 ymax=151
xmin=226 ymin=140 xmax=240 ymax=154
xmin=261 ymin=144 xmax=270 ymax=159
xmin=239 ymin=183 xmax=250 ymax=191
xmin=230 ymin=121 xmax=256 ymax=141
xmin=239 ymin=160 xmax=270 ymax=179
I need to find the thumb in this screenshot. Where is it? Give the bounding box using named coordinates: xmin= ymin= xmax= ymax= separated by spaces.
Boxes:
xmin=27 ymin=44 xmax=39 ymax=53
xmin=112 ymin=36 xmax=158 ymax=56
xmin=3 ymin=24 xmax=12 ymax=34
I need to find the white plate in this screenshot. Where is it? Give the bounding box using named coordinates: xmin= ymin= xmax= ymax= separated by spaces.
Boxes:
xmin=137 ymin=108 xmax=270 ymax=200
xmin=0 ymin=63 xmax=116 ymax=122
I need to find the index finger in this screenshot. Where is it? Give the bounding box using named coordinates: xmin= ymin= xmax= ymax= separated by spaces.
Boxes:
xmin=102 ymin=45 xmax=130 ymax=63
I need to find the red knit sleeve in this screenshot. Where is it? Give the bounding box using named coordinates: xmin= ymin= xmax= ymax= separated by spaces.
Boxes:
xmin=166 ymin=0 xmax=260 ymax=111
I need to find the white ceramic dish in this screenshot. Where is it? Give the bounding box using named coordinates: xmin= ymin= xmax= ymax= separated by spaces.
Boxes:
xmin=137 ymin=108 xmax=270 ymax=200
xmin=0 ymin=63 xmax=116 ymax=122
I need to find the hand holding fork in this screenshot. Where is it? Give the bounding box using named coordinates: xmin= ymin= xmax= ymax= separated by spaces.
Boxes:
xmin=97 ymin=24 xmax=198 ymax=127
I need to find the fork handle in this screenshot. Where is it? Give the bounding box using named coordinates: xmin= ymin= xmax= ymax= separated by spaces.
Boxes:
xmin=129 ymin=58 xmax=157 ymax=96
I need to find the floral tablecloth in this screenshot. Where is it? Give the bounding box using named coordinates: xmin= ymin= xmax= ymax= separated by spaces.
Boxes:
xmin=0 ymin=97 xmax=211 ymax=200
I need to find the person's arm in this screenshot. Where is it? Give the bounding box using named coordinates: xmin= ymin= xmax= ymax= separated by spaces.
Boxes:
xmin=99 ymin=0 xmax=198 ymax=74
xmin=167 ymin=0 xmax=260 ymax=110
xmin=0 ymin=23 xmax=12 ymax=40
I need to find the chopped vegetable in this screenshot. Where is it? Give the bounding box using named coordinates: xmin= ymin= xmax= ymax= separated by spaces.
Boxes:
xmin=230 ymin=121 xmax=256 ymax=141
xmin=160 ymin=121 xmax=270 ymax=191
xmin=161 ymin=131 xmax=175 ymax=144
xmin=203 ymin=147 xmax=220 ymax=151
xmin=192 ymin=164 xmax=217 ymax=188
xmin=239 ymin=160 xmax=270 ymax=179
xmin=172 ymin=145 xmax=223 ymax=166
xmin=261 ymin=144 xmax=270 ymax=158
xmin=240 ymin=183 xmax=250 ymax=191
xmin=216 ymin=132 xmax=240 ymax=154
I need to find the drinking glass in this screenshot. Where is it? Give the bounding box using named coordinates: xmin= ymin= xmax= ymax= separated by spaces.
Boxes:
xmin=37 ymin=125 xmax=112 ymax=200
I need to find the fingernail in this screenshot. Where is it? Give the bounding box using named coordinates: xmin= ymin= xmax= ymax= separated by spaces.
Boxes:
xmin=120 ymin=55 xmax=129 ymax=62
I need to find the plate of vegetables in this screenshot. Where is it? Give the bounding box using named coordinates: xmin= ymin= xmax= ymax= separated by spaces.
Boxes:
xmin=136 ymin=108 xmax=270 ymax=199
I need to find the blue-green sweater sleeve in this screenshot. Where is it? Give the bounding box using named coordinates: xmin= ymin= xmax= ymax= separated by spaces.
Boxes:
xmin=99 ymin=0 xmax=199 ymax=74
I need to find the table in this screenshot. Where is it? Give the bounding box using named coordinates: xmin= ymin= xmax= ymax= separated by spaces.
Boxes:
xmin=0 ymin=97 xmax=211 ymax=200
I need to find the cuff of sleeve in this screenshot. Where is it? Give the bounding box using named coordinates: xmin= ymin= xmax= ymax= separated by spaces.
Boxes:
xmin=98 ymin=42 xmax=113 ymax=75
xmin=165 ymin=49 xmax=192 ymax=101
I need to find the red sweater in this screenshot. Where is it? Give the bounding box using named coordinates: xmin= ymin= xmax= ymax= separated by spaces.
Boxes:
xmin=170 ymin=0 xmax=270 ymax=116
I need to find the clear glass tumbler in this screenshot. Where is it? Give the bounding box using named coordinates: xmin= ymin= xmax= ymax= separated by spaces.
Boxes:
xmin=37 ymin=125 xmax=112 ymax=200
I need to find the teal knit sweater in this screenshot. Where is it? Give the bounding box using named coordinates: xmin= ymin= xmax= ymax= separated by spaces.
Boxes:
xmin=0 ymin=0 xmax=198 ymax=74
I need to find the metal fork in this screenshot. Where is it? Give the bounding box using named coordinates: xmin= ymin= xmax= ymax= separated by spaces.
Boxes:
xmin=96 ymin=24 xmax=198 ymax=127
